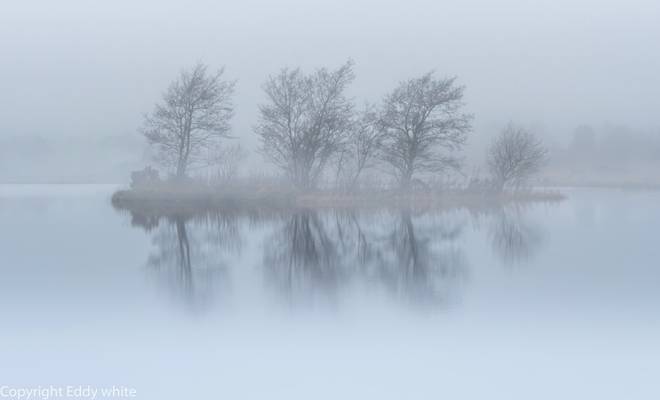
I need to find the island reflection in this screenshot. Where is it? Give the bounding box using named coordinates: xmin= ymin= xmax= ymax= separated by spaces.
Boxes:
xmin=119 ymin=205 xmax=546 ymax=311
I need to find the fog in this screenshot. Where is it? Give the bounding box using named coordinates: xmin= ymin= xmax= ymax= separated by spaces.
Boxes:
xmin=2 ymin=3 xmax=660 ymax=399
xmin=2 ymin=0 xmax=659 ymax=182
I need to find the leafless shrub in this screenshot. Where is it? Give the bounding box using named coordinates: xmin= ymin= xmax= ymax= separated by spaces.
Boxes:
xmin=130 ymin=166 xmax=160 ymax=189
xmin=487 ymin=123 xmax=548 ymax=190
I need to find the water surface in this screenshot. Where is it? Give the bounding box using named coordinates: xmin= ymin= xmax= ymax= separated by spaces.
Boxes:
xmin=1 ymin=185 xmax=659 ymax=399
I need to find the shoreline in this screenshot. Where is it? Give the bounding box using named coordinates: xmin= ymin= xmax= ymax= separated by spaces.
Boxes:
xmin=111 ymin=186 xmax=565 ymax=218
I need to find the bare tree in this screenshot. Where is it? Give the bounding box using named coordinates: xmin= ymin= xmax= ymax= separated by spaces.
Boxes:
xmin=378 ymin=72 xmax=472 ymax=189
xmin=487 ymin=123 xmax=548 ymax=190
xmin=255 ymin=61 xmax=355 ymax=190
xmin=334 ymin=105 xmax=383 ymax=190
xmin=142 ymin=63 xmax=235 ymax=179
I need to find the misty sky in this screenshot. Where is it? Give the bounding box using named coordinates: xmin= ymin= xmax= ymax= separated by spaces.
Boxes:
xmin=1 ymin=0 xmax=659 ymax=181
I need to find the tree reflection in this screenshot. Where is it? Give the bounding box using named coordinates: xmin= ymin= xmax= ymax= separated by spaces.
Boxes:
xmin=375 ymin=212 xmax=466 ymax=306
xmin=489 ymin=207 xmax=543 ymax=265
xmin=136 ymin=214 xmax=239 ymax=310
xmin=263 ymin=212 xmax=344 ymax=305
xmin=116 ymin=203 xmax=550 ymax=311
xmin=263 ymin=210 xmax=467 ymax=307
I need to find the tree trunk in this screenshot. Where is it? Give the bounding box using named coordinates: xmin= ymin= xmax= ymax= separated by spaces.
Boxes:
xmin=176 ymin=162 xmax=186 ymax=179
xmin=400 ymin=170 xmax=413 ymax=191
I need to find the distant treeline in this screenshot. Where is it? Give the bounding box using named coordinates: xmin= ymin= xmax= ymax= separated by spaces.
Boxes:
xmin=0 ymin=134 xmax=143 ymax=183
xmin=544 ymin=125 xmax=660 ymax=186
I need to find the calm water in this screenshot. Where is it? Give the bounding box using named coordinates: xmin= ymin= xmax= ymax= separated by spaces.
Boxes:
xmin=1 ymin=185 xmax=659 ymax=399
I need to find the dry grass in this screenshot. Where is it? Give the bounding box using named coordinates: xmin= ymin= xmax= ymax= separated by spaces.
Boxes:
xmin=112 ymin=183 xmax=564 ymax=218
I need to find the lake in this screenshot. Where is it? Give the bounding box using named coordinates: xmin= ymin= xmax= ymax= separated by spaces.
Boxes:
xmin=1 ymin=185 xmax=659 ymax=399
